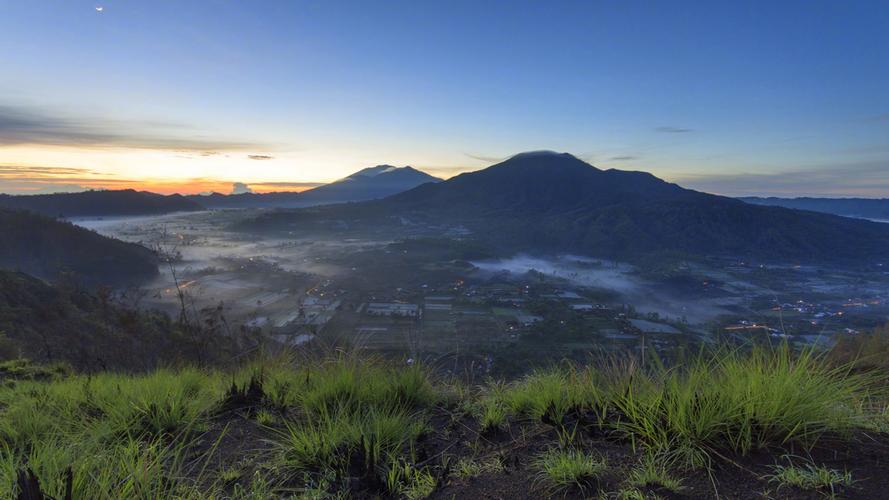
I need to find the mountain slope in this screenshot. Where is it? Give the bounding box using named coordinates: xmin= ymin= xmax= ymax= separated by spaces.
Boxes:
xmin=0 ymin=209 xmax=158 ymax=286
xmin=0 ymin=189 xmax=204 ymax=218
xmin=191 ymin=166 xmax=440 ymax=209
xmin=387 ymin=151 xmax=690 ymax=215
xmin=0 ymin=270 xmax=169 ymax=369
xmin=186 ymin=191 xmax=299 ymax=209
xmin=298 ymin=165 xmax=441 ymax=205
xmin=741 ymin=196 xmax=889 ymax=221
xmin=244 ymin=151 xmax=889 ymax=265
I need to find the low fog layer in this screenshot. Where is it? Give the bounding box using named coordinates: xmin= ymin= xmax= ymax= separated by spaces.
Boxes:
xmin=472 ymin=255 xmax=738 ymax=322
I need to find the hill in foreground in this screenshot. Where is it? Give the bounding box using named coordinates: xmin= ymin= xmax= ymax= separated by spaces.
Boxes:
xmin=242 ymin=151 xmax=889 ymax=266
xmin=0 ymin=270 xmax=233 ymax=369
xmin=2 ymin=346 xmax=888 ymax=498
xmin=0 ymin=209 xmax=158 ymax=287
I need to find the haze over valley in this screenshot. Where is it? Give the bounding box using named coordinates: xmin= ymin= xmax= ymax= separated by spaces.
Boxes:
xmin=22 ymin=151 xmax=881 ymax=376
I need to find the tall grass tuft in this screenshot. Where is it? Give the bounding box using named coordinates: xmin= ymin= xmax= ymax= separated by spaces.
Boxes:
xmin=611 ymin=344 xmax=874 ymax=459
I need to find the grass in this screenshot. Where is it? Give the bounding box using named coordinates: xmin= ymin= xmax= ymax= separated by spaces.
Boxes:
xmin=478 ymin=398 xmax=508 ymax=432
xmin=482 ymin=344 xmax=876 ymax=468
xmin=766 ymin=460 xmax=854 ymax=497
xmin=386 ymin=459 xmax=437 ymax=500
xmin=627 ymin=453 xmax=684 ymax=493
xmin=451 ymin=455 xmax=505 ymax=478
xmin=0 ymin=344 xmax=882 ymax=498
xmin=533 ymin=448 xmax=608 ymax=493
xmin=270 ymin=354 xmax=434 ymax=494
xmin=0 ymin=354 xmax=437 ymax=498
xmin=611 ymin=345 xmax=874 ymax=460
xmin=496 ymin=368 xmax=605 ymax=424
xmin=0 ymin=366 xmax=221 ymax=498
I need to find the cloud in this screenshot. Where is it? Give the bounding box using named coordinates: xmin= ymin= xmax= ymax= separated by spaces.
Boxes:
xmin=0 ymin=164 xmax=239 ymax=195
xmin=231 ymin=182 xmax=254 ymax=195
xmin=247 ymin=154 xmax=274 ymax=160
xmin=0 ymin=165 xmax=98 ymax=176
xmin=0 ymin=164 xmax=128 ymax=194
xmin=464 ymin=152 xmax=508 ymax=164
xmin=0 ymin=104 xmax=268 ymax=152
xmin=674 ymin=161 xmax=889 ymax=197
xmin=608 ymin=155 xmax=637 ymax=161
xmin=655 ymin=126 xmax=693 ymax=133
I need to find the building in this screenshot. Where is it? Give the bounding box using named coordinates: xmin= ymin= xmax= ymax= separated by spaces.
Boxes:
xmin=366 ymin=302 xmax=420 ymax=318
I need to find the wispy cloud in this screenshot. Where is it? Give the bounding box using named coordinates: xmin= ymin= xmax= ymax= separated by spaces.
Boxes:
xmin=0 ymin=165 xmax=99 ymax=176
xmin=608 ymin=155 xmax=638 ymax=161
xmin=674 ymin=161 xmax=889 ymax=197
xmin=464 ymin=152 xmax=508 ymax=164
xmin=247 ymin=154 xmax=274 ymax=160
xmin=0 ymin=104 xmax=268 ymax=152
xmin=0 ymin=163 xmax=319 ymax=195
xmin=655 ymin=126 xmax=693 ymax=133
xmin=0 ymin=164 xmax=129 ymax=194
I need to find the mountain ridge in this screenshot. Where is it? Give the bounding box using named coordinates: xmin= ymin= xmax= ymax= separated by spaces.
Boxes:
xmin=0 ymin=189 xmax=204 ymax=218
xmin=741 ymin=196 xmax=889 ymax=220
xmin=243 ymin=151 xmax=889 ymax=266
xmin=190 ymin=165 xmax=440 ymax=209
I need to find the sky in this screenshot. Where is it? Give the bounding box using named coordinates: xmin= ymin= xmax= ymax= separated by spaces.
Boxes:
xmin=1 ymin=1 xmax=888 ymax=196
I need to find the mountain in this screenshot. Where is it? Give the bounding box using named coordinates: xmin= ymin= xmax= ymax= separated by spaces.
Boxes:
xmin=0 ymin=189 xmax=204 ymax=218
xmin=298 ymin=165 xmax=440 ymax=205
xmin=740 ymin=197 xmax=889 ymax=221
xmin=189 ymin=165 xmax=441 ymax=209
xmin=244 ymin=151 xmax=889 ymax=265
xmin=0 ymin=209 xmax=158 ymax=287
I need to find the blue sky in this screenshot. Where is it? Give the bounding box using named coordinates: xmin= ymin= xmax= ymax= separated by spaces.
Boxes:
xmin=1 ymin=1 xmax=887 ymax=195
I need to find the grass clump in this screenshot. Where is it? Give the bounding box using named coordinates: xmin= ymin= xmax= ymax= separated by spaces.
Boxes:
xmin=534 ymin=448 xmax=607 ymax=493
xmin=451 ymin=455 xmax=505 ymax=478
xmin=292 ymin=356 xmax=436 ymax=414
xmin=611 ymin=345 xmax=873 ymax=462
xmin=498 ymin=368 xmax=604 ymax=425
xmin=0 ymin=368 xmax=221 ymax=498
xmin=276 ymin=402 xmax=426 ymax=471
xmin=766 ymin=460 xmax=853 ymax=496
xmin=627 ymin=453 xmax=683 ymax=493
xmin=478 ymin=398 xmax=508 ymax=433
xmin=271 ymin=354 xmax=437 ymax=495
xmin=386 ymin=459 xmax=437 ymax=500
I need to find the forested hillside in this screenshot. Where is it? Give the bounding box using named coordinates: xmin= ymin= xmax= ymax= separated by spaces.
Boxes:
xmin=0 ymin=209 xmax=159 ymax=287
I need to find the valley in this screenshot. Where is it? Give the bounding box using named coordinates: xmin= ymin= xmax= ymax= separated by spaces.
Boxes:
xmin=74 ymin=204 xmax=889 ymax=377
